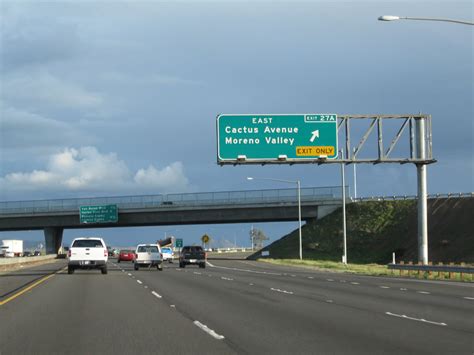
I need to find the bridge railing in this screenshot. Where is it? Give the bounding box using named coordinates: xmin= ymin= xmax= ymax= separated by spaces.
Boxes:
xmin=0 ymin=186 xmax=344 ymax=215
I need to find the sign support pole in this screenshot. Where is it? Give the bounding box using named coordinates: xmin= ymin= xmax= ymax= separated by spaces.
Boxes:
xmin=340 ymin=149 xmax=347 ymax=265
xmin=416 ymin=118 xmax=429 ymax=265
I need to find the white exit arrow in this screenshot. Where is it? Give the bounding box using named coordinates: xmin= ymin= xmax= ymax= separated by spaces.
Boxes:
xmin=310 ymin=130 xmax=319 ymax=142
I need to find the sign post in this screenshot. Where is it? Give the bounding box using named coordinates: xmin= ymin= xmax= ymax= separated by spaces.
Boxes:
xmin=217 ymin=114 xmax=338 ymax=164
xmin=79 ymin=205 xmax=118 ymax=224
xmin=175 ymin=238 xmax=183 ymax=258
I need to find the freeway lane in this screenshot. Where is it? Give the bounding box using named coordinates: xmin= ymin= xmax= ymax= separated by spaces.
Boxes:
xmin=123 ymin=259 xmax=473 ymax=354
xmin=0 ymin=261 xmax=234 ymax=355
xmin=1 ymin=258 xmax=473 ymax=354
xmin=0 ymin=260 xmax=67 ymax=304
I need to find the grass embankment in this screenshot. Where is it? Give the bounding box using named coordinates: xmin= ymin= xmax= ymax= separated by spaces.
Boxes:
xmin=258 ymin=198 xmax=474 ymax=264
xmin=251 ymin=197 xmax=473 ymax=281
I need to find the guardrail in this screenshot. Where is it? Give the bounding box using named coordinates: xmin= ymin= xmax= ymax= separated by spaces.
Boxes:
xmin=353 ymin=192 xmax=473 ymax=202
xmin=388 ymin=262 xmax=473 ymax=281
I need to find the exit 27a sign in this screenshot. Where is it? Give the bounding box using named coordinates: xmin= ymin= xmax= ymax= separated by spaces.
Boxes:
xmin=217 ymin=114 xmax=338 ymax=163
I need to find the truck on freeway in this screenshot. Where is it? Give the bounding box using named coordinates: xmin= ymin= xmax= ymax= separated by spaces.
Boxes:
xmin=179 ymin=246 xmax=206 ymax=268
xmin=67 ymin=237 xmax=108 ymax=274
xmin=1 ymin=240 xmax=23 ymax=257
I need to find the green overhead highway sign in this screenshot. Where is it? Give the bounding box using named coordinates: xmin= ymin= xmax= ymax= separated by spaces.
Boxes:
xmin=217 ymin=114 xmax=338 ymax=163
xmin=80 ymin=204 xmax=118 ymax=224
xmin=175 ymin=238 xmax=183 ymax=248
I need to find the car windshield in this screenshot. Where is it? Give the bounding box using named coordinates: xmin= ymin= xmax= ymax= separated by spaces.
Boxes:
xmin=137 ymin=246 xmax=159 ymax=253
xmin=72 ymin=240 xmax=104 ymax=248
xmin=161 ymin=248 xmax=171 ymax=253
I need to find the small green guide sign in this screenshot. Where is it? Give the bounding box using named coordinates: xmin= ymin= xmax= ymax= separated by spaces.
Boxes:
xmin=79 ymin=204 xmax=118 ymax=224
xmin=217 ymin=114 xmax=338 ymax=163
xmin=175 ymin=238 xmax=183 ymax=248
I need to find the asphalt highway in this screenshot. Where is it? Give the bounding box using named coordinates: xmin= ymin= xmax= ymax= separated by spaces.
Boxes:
xmin=1 ymin=257 xmax=473 ymax=354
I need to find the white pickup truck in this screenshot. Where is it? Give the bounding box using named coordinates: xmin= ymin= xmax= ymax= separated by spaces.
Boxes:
xmin=134 ymin=244 xmax=163 ymax=271
xmin=68 ymin=237 xmax=108 ymax=274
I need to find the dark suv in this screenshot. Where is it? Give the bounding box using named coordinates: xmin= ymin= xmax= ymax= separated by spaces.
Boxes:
xmin=179 ymin=246 xmax=206 ymax=268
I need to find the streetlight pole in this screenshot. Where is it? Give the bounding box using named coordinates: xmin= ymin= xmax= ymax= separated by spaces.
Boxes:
xmin=378 ymin=15 xmax=474 ymax=26
xmin=340 ymin=149 xmax=347 ymax=265
xmin=247 ymin=177 xmax=303 ymax=260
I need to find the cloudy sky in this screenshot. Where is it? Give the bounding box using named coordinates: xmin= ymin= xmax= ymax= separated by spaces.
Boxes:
xmin=0 ymin=1 xmax=472 ymax=247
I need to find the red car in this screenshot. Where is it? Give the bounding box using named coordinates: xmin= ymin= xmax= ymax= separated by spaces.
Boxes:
xmin=117 ymin=249 xmax=135 ymax=263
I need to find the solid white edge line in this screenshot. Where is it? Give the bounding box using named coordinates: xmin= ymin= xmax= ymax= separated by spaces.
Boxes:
xmin=151 ymin=291 xmax=162 ymax=299
xmin=463 ymin=297 xmax=474 ymax=300
xmin=206 ymin=261 xmax=215 ymax=267
xmin=193 ymin=321 xmax=225 ymax=340
xmin=137 ymin=280 xmax=143 ymax=284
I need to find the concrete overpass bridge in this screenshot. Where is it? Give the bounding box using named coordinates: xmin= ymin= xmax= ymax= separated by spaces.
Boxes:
xmin=0 ymin=187 xmax=344 ymax=254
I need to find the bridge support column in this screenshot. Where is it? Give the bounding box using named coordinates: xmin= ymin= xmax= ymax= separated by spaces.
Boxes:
xmin=44 ymin=227 xmax=64 ymax=255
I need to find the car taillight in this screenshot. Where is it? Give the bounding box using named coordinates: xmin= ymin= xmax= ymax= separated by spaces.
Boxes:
xmin=104 ymin=249 xmax=107 ymax=257
xmin=67 ymin=250 xmax=71 ymax=257
xmin=160 ymin=253 xmax=163 ymax=259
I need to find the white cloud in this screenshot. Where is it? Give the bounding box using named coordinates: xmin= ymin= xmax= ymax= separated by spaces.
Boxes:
xmin=0 ymin=147 xmax=189 ymax=195
xmin=134 ymin=162 xmax=189 ymax=190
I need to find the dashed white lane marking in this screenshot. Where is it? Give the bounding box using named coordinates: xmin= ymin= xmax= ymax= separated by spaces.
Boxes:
xmin=194 ymin=321 xmax=225 ymax=340
xmin=327 ymin=279 xmax=334 ymax=282
xmin=326 ymin=300 xmax=334 ymax=303
xmin=137 ymin=280 xmax=143 ymax=284
xmin=128 ymin=273 xmax=132 ymax=276
xmin=291 ymin=275 xmax=296 ymax=277
xmin=351 ymin=282 xmax=360 ymax=285
xmin=121 ymin=270 xmax=125 ymax=272
xmin=221 ymin=277 xmax=234 ymax=281
xmin=270 ymin=288 xmax=294 ymax=295
xmin=249 ymin=283 xmax=254 ymax=286
xmin=463 ymin=297 xmax=474 ymax=300
xmin=194 ymin=272 xmax=202 ymax=275
xmin=400 ymin=288 xmax=408 ymax=291
xmin=307 ymin=276 xmax=314 ymax=279
xmin=151 ymin=291 xmax=162 ymax=299
xmin=417 ymin=291 xmax=431 ymax=294
xmin=170 ymin=305 xmax=176 ymax=308
xmin=175 ymin=269 xmax=182 ymax=271
xmin=385 ymin=312 xmax=447 ymax=326
xmin=379 ymin=286 xmax=390 ymax=289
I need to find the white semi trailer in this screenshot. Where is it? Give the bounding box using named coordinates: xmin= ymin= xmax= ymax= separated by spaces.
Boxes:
xmin=1 ymin=240 xmax=24 ymax=257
